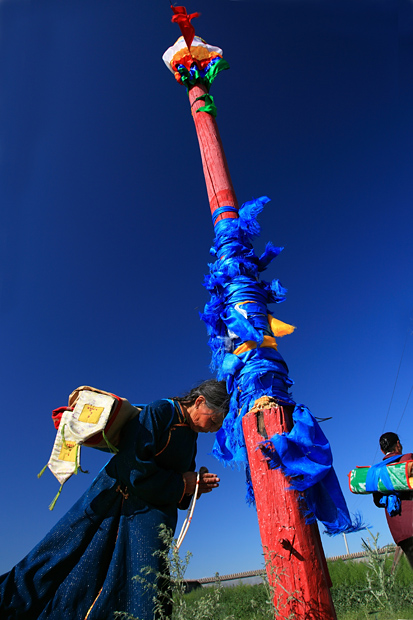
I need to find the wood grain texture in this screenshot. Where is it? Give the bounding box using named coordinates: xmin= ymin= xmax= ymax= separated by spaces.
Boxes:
xmin=187 ymin=80 xmax=336 ymax=618
xmin=188 ymin=85 xmax=238 ymax=223
xmin=243 ymin=405 xmax=337 ymax=619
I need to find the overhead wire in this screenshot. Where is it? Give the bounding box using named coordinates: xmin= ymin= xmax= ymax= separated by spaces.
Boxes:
xmin=349 ymin=319 xmax=413 ymax=518
xmin=396 ymin=382 xmax=413 ymax=432
xmin=379 ymin=329 xmax=410 ymax=436
xmin=351 ymin=339 xmax=407 ymax=511
xmin=370 ymin=324 xmax=412 ymax=465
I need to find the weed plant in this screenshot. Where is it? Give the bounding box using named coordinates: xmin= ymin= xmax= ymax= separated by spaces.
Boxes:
xmin=329 ymin=532 xmax=413 ymax=619
xmin=184 ymin=582 xmax=275 ymax=620
xmin=114 ymin=524 xmax=236 ymax=620
xmin=116 ymin=527 xmax=413 ymax=620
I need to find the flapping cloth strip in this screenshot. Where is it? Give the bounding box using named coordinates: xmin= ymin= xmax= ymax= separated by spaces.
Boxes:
xmin=201 ymin=196 xmax=363 ymax=535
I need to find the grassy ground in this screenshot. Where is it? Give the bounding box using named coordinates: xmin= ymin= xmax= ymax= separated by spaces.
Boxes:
xmin=327 ymin=543 xmax=413 ymax=619
xmin=116 ymin=528 xmax=413 ymax=620
xmin=181 ymin=550 xmax=413 ymax=620
xmin=183 ymin=579 xmax=413 ymax=620
xmin=183 ymin=583 xmax=275 ymax=620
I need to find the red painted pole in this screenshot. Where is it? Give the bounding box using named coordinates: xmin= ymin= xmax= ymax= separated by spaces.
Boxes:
xmin=243 ymin=399 xmax=336 ymax=619
xmin=163 ymin=19 xmax=337 ymax=616
xmin=186 ymin=84 xmax=337 ymax=618
xmin=188 ymin=84 xmax=238 ymax=223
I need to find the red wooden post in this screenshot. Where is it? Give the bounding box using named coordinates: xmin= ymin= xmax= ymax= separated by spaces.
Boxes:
xmin=163 ymin=19 xmax=337 ymax=617
xmin=186 ymin=85 xmax=337 ymax=618
xmin=188 ymin=84 xmax=238 ymax=223
xmin=243 ymin=399 xmax=336 ymax=619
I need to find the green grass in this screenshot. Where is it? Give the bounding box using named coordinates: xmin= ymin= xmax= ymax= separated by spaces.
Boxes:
xmin=116 ymin=528 xmax=413 ymax=619
xmin=183 ymin=536 xmax=413 ymax=620
xmin=327 ymin=534 xmax=413 ymax=618
xmin=184 ymin=583 xmax=273 ymax=620
xmin=183 ymin=575 xmax=413 ymax=620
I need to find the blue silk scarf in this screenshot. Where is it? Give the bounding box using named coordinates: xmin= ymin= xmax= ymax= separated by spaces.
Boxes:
xmin=202 ymin=196 xmax=364 ymax=535
xmin=260 ymin=404 xmax=364 ymax=534
xmin=366 ymin=455 xmax=402 ymax=516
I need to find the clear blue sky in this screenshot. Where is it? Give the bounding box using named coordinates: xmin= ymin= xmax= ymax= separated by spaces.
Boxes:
xmin=0 ymin=0 xmax=412 ymax=580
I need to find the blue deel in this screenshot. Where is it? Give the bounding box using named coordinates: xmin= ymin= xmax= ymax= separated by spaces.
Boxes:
xmin=0 ymin=400 xmax=196 ymax=620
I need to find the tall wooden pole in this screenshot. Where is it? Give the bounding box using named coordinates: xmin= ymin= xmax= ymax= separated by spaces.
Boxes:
xmin=186 ymin=83 xmax=337 ymax=620
xmin=243 ymin=400 xmax=336 ymax=619
xmin=163 ymin=18 xmax=337 ymax=617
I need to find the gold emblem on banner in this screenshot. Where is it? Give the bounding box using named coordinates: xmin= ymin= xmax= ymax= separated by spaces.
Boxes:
xmin=58 ymin=442 xmax=77 ymax=462
xmin=78 ymin=404 xmax=105 ymax=424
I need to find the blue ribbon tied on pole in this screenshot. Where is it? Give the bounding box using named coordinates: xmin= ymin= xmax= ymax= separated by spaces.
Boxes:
xmin=202 ymin=196 xmax=364 ymax=535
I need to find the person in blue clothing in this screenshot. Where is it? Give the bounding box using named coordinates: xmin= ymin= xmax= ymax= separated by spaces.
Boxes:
xmin=0 ymin=379 xmax=229 ymax=620
xmin=373 ymin=432 xmax=413 ymax=568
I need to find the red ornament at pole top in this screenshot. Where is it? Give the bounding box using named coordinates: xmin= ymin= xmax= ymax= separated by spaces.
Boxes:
xmin=170 ymin=5 xmax=200 ymax=50
xmin=163 ymin=7 xmax=238 ymax=225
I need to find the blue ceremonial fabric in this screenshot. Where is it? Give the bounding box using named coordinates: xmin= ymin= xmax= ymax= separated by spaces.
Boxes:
xmin=374 ymin=493 xmax=401 ymax=517
xmin=366 ymin=455 xmax=402 ymax=516
xmin=260 ymin=405 xmax=364 ymax=534
xmin=202 ymin=196 xmax=293 ymax=486
xmin=212 ymin=205 xmax=239 ymax=225
xmin=261 ymin=405 xmax=332 ymax=490
xmin=365 ymin=455 xmax=401 ymax=492
xmin=0 ymin=400 xmax=197 ymax=620
xmin=202 ymin=196 xmax=363 ymax=531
